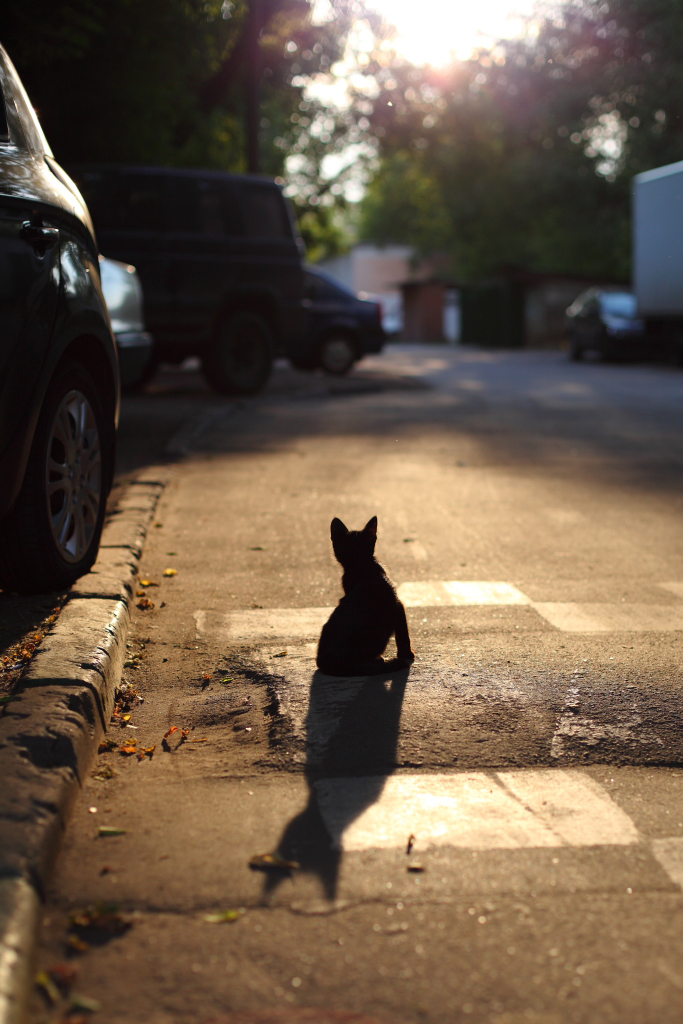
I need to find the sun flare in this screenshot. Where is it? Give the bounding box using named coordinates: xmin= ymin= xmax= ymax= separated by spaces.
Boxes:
xmin=374 ymin=0 xmax=537 ymax=65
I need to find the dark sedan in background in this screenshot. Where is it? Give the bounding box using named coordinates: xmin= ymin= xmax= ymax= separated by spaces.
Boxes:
xmin=566 ymin=289 xmax=646 ymax=361
xmin=290 ymin=266 xmax=386 ymax=375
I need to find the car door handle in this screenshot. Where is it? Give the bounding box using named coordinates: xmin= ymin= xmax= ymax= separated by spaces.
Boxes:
xmin=20 ymin=222 xmax=60 ymax=251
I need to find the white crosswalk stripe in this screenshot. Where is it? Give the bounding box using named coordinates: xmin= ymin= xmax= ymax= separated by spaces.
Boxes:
xmin=194 ymin=578 xmax=683 ymax=639
xmin=314 ymin=770 xmax=639 ymax=852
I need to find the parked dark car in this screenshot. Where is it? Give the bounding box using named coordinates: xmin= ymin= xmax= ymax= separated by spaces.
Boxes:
xmin=0 ymin=45 xmax=119 ymax=594
xmin=99 ymin=256 xmax=153 ymax=390
xmin=71 ymin=165 xmax=305 ymax=394
xmin=290 ymin=266 xmax=386 ymax=374
xmin=566 ymin=289 xmax=646 ymax=361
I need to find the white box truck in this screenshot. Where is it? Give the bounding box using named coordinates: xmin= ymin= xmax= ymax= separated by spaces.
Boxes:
xmin=633 ymin=158 xmax=683 ymax=359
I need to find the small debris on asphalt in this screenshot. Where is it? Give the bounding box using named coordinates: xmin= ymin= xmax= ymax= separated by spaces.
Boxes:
xmin=249 ymin=853 xmax=301 ymax=871
xmin=92 ymin=765 xmax=117 ymax=781
xmin=407 ymin=863 xmax=425 ymax=873
xmin=406 ymin=833 xmax=416 ymax=855
xmin=136 ymin=596 xmax=155 ymax=610
xmin=162 ymin=567 xmax=177 ymax=576
xmin=35 ymin=970 xmax=60 ymax=1005
xmin=202 ymin=908 xmax=245 ymax=923
xmin=97 ymin=826 xmax=127 ymax=837
xmin=139 ymin=579 xmax=158 ymax=587
xmin=69 ymin=993 xmax=101 ymax=1013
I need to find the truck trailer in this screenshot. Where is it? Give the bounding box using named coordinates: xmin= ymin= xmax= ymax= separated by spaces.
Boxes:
xmin=633 ymin=158 xmax=683 ymax=360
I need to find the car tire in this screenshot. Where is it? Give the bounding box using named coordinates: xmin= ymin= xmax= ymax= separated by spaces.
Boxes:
xmin=123 ymin=352 xmax=159 ymax=393
xmin=0 ymin=362 xmax=110 ymax=594
xmin=569 ymin=337 xmax=583 ymax=361
xmin=320 ymin=334 xmax=356 ymax=375
xmin=290 ymin=355 xmax=318 ymax=372
xmin=202 ymin=312 xmax=273 ymax=395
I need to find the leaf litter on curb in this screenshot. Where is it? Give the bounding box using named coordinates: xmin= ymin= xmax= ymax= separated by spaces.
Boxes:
xmin=69 ymin=903 xmax=132 ymax=941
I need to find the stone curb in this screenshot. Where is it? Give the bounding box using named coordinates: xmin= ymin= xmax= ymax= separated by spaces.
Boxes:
xmin=0 ymin=470 xmax=170 ymax=1024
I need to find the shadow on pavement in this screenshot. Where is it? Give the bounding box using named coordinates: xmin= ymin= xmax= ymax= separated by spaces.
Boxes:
xmin=261 ymin=666 xmax=410 ymax=901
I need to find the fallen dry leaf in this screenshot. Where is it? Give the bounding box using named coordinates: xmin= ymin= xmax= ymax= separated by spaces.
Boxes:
xmin=136 ymin=597 xmax=155 ymax=610
xmin=97 ymin=826 xmax=127 ymax=838
xmin=406 ymin=833 xmax=416 ymax=855
xmin=137 ymin=745 xmax=156 ymax=761
xmin=69 ymin=993 xmax=101 ymax=1013
xmin=66 ymin=935 xmax=89 ymax=954
xmin=190 ymin=737 xmax=208 ymax=743
xmin=69 ymin=903 xmax=131 ymax=938
xmin=249 ymin=853 xmax=301 ymax=872
xmin=91 ymin=765 xmax=117 ymax=781
xmin=139 ymin=580 xmax=159 ymax=587
xmin=162 ymin=568 xmax=177 ymax=577
xmin=97 ymin=738 xmax=118 ymax=754
xmin=163 ymin=726 xmax=178 ymax=739
xmin=202 ymin=909 xmax=245 ymax=924
xmin=48 ymin=963 xmax=78 ymax=992
xmin=35 ymin=970 xmax=60 ymax=1005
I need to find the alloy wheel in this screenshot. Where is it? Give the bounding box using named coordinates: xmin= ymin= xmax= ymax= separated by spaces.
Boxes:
xmin=45 ymin=389 xmax=102 ymax=564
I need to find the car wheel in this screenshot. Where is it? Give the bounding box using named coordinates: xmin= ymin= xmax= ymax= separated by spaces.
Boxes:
xmin=320 ymin=334 xmax=356 ymax=375
xmin=0 ymin=363 xmax=109 ymax=594
xmin=569 ymin=337 xmax=583 ymax=361
xmin=290 ymin=355 xmax=317 ymax=372
xmin=202 ymin=312 xmax=273 ymax=395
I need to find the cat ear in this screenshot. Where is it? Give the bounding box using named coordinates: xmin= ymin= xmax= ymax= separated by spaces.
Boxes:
xmin=331 ymin=517 xmax=348 ymax=539
xmin=363 ymin=516 xmax=378 ymax=538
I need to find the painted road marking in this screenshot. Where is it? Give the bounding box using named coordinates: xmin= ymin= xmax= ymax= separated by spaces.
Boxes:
xmin=397 ymin=580 xmax=530 ymax=607
xmin=652 ymin=838 xmax=683 ymax=889
xmin=193 ymin=578 xmax=683 ymax=640
xmin=313 ymin=770 xmax=639 ymax=852
xmin=194 ymin=607 xmax=333 ymax=641
xmin=533 ymin=602 xmax=683 ymax=633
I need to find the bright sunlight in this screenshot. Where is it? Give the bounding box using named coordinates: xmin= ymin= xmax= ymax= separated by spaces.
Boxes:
xmin=374 ymin=0 xmax=537 ymax=65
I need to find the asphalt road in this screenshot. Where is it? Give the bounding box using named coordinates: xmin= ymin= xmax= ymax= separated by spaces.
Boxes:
xmin=33 ymin=346 xmax=683 ymax=1024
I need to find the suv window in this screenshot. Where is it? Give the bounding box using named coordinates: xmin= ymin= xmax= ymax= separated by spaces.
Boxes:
xmin=241 ymin=183 xmax=289 ymax=238
xmin=79 ymin=170 xmax=167 ymax=232
xmin=168 ymin=176 xmax=243 ymax=236
xmin=306 ymin=271 xmax=353 ymax=301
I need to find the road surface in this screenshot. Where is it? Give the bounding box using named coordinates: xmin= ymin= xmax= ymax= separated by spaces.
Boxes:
xmin=33 ymin=346 xmax=683 ymax=1024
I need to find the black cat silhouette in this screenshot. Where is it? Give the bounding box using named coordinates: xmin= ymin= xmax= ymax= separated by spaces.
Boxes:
xmin=316 ymin=516 xmax=415 ymax=676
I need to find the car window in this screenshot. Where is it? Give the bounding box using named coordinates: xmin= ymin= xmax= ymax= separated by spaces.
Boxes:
xmin=78 ymin=171 xmax=167 ymax=233
xmin=168 ymin=176 xmax=243 ymax=236
xmin=306 ymin=272 xmax=351 ymax=301
xmin=241 ymin=184 xmax=290 ymax=238
xmin=0 ymin=51 xmax=52 ymax=156
xmin=599 ymin=293 xmax=637 ymax=318
xmin=0 ymin=85 xmax=9 ymax=142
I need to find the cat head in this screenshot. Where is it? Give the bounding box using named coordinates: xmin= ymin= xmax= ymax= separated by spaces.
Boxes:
xmin=330 ymin=516 xmax=377 ymax=566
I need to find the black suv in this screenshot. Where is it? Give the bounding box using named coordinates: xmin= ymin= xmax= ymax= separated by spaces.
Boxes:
xmin=0 ymin=46 xmax=118 ymax=594
xmin=73 ymin=165 xmax=305 ymax=394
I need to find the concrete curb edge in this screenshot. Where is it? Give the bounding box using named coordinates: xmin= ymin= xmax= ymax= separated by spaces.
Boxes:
xmin=0 ymin=469 xmax=170 ymax=1024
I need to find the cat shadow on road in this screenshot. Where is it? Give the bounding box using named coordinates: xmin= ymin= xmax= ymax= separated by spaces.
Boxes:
xmin=261 ymin=665 xmax=410 ymax=901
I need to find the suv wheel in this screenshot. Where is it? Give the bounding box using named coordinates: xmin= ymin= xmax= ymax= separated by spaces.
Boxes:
xmin=202 ymin=312 xmax=273 ymax=395
xmin=320 ymin=334 xmax=356 ymax=375
xmin=0 ymin=363 xmax=109 ymax=594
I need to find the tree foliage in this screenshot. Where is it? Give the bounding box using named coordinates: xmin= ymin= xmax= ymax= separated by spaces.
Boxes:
xmin=357 ymin=0 xmax=683 ymax=281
